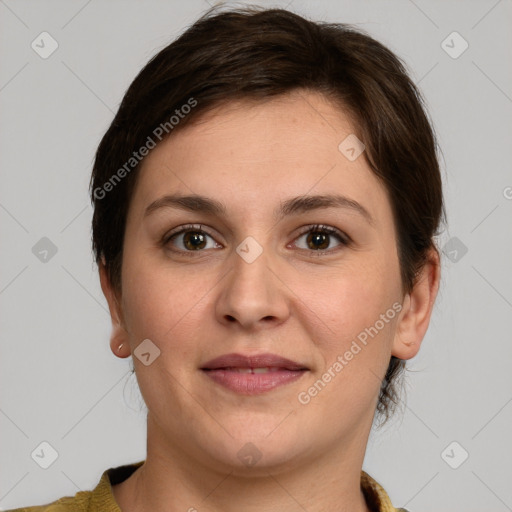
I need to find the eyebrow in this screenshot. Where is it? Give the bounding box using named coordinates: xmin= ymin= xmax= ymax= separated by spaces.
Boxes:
xmin=144 ymin=193 xmax=374 ymax=225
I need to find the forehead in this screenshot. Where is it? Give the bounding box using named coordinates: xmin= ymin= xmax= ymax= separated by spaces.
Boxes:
xmin=130 ymin=90 xmax=390 ymax=221
xmin=169 ymin=90 xmax=359 ymax=164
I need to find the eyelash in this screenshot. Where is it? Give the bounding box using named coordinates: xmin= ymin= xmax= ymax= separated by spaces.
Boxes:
xmin=161 ymin=223 xmax=350 ymax=257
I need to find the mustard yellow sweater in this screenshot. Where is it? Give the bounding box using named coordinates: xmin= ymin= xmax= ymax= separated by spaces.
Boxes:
xmin=6 ymin=461 xmax=408 ymax=512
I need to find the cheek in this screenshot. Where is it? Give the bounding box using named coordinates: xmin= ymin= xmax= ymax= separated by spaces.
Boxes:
xmin=304 ymin=258 xmax=400 ymax=348
xmin=302 ymin=270 xmax=400 ymax=420
xmin=120 ymin=253 xmax=201 ymax=345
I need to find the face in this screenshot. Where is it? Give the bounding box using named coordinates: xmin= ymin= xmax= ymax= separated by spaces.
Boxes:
xmin=107 ymin=90 xmax=410 ymax=474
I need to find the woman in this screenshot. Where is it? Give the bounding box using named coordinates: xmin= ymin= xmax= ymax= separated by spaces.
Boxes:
xmin=11 ymin=5 xmax=442 ymax=511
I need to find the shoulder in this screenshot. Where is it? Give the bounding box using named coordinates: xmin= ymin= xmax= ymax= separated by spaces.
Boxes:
xmin=4 ymin=460 xmax=145 ymax=512
xmin=361 ymin=470 xmax=409 ymax=512
xmin=4 ymin=492 xmax=91 ymax=511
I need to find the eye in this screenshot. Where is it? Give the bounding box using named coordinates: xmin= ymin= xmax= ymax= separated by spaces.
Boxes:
xmin=162 ymin=223 xmax=350 ymax=256
xmin=162 ymin=224 xmax=221 ymax=253
xmin=292 ymin=224 xmax=349 ymax=253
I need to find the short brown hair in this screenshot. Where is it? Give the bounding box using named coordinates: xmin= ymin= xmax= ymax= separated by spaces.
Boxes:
xmin=90 ymin=5 xmax=444 ymax=425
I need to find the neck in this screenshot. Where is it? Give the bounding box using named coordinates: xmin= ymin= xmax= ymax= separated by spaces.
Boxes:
xmin=113 ymin=415 xmax=373 ymax=512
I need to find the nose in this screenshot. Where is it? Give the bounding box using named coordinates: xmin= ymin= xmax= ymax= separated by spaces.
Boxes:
xmin=215 ymin=242 xmax=290 ymax=331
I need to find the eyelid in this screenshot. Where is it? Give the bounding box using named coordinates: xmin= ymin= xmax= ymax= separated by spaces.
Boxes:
xmin=162 ymin=223 xmax=225 ymax=250
xmin=294 ymin=224 xmax=350 ymax=242
xmin=291 ymin=224 xmax=351 ymax=253
xmin=162 ymin=223 xmax=213 ymax=243
xmin=162 ymin=223 xmax=351 ymax=254
xmin=161 ymin=224 xmax=221 ymax=257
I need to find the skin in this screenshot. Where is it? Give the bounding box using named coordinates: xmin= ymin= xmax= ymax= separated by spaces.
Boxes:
xmin=100 ymin=89 xmax=440 ymax=512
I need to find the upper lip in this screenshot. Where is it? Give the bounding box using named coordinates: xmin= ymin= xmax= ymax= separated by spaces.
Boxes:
xmin=201 ymin=353 xmax=308 ymax=371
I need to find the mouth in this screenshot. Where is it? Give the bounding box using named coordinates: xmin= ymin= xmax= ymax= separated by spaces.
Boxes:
xmin=200 ymin=353 xmax=309 ymax=395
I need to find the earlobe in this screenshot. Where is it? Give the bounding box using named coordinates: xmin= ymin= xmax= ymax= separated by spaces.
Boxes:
xmin=99 ymin=261 xmax=131 ymax=359
xmin=114 ymin=342 xmax=130 ymax=358
xmin=392 ymin=248 xmax=441 ymax=360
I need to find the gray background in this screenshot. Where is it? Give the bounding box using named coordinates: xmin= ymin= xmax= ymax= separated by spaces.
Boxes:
xmin=1 ymin=0 xmax=511 ymax=510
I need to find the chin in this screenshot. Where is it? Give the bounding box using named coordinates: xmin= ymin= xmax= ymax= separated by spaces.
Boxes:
xmin=198 ymin=424 xmax=309 ymax=476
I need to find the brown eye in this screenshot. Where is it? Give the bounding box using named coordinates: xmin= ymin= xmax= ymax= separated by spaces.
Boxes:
xmin=306 ymin=231 xmax=330 ymax=250
xmin=293 ymin=225 xmax=348 ymax=253
xmin=163 ymin=225 xmax=220 ymax=253
xmin=181 ymin=231 xmax=207 ymax=250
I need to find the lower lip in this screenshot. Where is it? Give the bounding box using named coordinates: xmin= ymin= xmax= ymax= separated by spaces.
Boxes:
xmin=201 ymin=369 xmax=306 ymax=395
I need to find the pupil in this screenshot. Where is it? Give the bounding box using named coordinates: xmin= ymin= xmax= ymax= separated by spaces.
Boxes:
xmin=308 ymin=232 xmax=329 ymax=250
xmin=184 ymin=232 xmax=206 ymax=250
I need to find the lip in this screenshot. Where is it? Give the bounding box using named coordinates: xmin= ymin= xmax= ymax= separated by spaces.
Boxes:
xmin=201 ymin=353 xmax=308 ymax=371
xmin=200 ymin=353 xmax=309 ymax=395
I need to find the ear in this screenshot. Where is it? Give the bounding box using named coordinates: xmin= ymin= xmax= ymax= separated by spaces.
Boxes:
xmin=99 ymin=259 xmax=131 ymax=358
xmin=392 ymin=248 xmax=441 ymax=360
